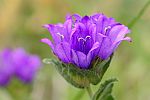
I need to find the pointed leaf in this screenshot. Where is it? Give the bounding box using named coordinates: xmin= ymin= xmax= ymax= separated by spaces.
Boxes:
xmin=92 ymin=78 xmax=117 ymax=100
xmin=89 ymin=54 xmax=113 ymax=85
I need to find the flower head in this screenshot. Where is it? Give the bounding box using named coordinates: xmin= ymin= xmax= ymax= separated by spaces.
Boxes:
xmin=12 ymin=48 xmax=41 ymax=83
xmin=41 ymin=13 xmax=131 ymax=69
xmin=0 ymin=49 xmax=14 ymax=86
xmin=0 ymin=48 xmax=41 ymax=86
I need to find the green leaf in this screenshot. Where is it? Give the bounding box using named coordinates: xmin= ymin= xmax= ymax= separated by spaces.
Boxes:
xmin=92 ymin=78 xmax=117 ymax=100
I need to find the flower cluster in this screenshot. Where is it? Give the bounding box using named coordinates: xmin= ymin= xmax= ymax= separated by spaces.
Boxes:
xmin=41 ymin=13 xmax=131 ymax=69
xmin=0 ymin=48 xmax=41 ymax=86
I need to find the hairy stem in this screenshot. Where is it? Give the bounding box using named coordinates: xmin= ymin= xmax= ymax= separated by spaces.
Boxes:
xmin=128 ymin=0 xmax=150 ymax=29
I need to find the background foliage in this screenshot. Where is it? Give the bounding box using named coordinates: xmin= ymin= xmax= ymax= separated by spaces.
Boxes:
xmin=0 ymin=0 xmax=150 ymax=100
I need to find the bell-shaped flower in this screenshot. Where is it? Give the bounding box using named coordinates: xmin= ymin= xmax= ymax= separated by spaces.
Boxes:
xmin=41 ymin=13 xmax=131 ymax=69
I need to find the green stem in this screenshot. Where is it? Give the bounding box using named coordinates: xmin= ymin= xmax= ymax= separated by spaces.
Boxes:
xmin=86 ymin=86 xmax=93 ymax=99
xmin=128 ymin=0 xmax=150 ymax=29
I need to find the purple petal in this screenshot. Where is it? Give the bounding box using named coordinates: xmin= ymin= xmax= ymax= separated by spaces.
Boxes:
xmin=81 ymin=16 xmax=90 ymax=25
xmin=98 ymin=37 xmax=113 ymax=60
xmin=0 ymin=74 xmax=10 ymax=86
xmin=43 ymin=24 xmax=64 ymax=44
xmin=0 ymin=49 xmax=14 ymax=77
xmin=16 ymin=55 xmax=41 ymax=83
xmin=71 ymin=50 xmax=90 ymax=69
xmin=12 ymin=48 xmax=28 ymax=65
xmin=72 ymin=14 xmax=82 ymax=21
xmin=121 ymin=37 xmax=132 ymax=42
xmin=98 ymin=25 xmax=131 ymax=60
xmin=91 ymin=13 xmax=103 ymax=22
xmin=55 ymin=42 xmax=71 ymax=63
xmin=71 ymin=42 xmax=99 ymax=69
xmin=41 ymin=38 xmax=54 ymax=51
xmin=87 ymin=42 xmax=100 ymax=62
xmin=108 ymin=25 xmax=130 ymax=43
xmin=63 ymin=19 xmax=72 ymax=41
xmin=71 ymin=49 xmax=79 ymax=66
xmin=28 ymin=55 xmax=41 ymax=69
xmin=95 ymin=15 xmax=105 ymax=33
xmin=76 ymin=51 xmax=89 ymax=69
xmin=12 ymin=48 xmax=41 ymax=83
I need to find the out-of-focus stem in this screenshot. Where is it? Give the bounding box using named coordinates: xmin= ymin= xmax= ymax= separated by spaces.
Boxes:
xmin=128 ymin=0 xmax=150 ymax=29
xmin=86 ymin=86 xmax=93 ymax=99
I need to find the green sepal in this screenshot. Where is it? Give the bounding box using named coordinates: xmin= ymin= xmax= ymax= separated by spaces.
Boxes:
xmin=92 ymin=78 xmax=117 ymax=100
xmin=89 ymin=54 xmax=113 ymax=85
xmin=43 ymin=54 xmax=113 ymax=88
xmin=53 ymin=60 xmax=90 ymax=88
xmin=43 ymin=58 xmax=89 ymax=88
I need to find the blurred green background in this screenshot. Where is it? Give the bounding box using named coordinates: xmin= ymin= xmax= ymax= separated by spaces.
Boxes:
xmin=0 ymin=0 xmax=150 ymax=100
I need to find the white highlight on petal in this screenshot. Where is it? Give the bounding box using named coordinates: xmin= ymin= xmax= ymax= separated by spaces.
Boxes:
xmin=104 ymin=26 xmax=111 ymax=33
xmin=78 ymin=37 xmax=86 ymax=42
xmin=78 ymin=35 xmax=91 ymax=42
xmin=56 ymin=32 xmax=64 ymax=39
xmin=85 ymin=36 xmax=91 ymax=39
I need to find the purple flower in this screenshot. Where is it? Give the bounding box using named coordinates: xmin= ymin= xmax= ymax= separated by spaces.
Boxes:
xmin=0 ymin=49 xmax=14 ymax=86
xmin=12 ymin=48 xmax=41 ymax=83
xmin=0 ymin=48 xmax=41 ymax=86
xmin=41 ymin=13 xmax=131 ymax=69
